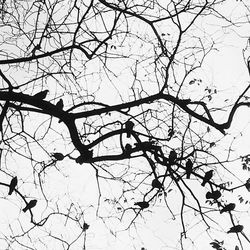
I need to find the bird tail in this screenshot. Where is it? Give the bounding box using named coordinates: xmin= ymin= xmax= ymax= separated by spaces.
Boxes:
xmin=22 ymin=207 xmax=27 ymax=213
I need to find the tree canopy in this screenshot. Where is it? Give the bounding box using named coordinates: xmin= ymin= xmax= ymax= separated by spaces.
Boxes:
xmin=0 ymin=0 xmax=250 ymax=249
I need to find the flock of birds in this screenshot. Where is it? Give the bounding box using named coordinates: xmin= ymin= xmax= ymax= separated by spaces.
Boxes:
xmin=132 ymin=149 xmax=242 ymax=234
xmin=6 ymin=91 xmax=243 ymax=233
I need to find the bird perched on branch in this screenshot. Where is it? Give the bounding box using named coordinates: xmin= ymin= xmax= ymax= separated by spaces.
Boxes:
xmin=22 ymin=199 xmax=37 ymax=213
xmin=185 ymin=159 xmax=193 ymax=179
xmin=125 ymin=120 xmax=134 ymax=138
xmin=56 ymin=99 xmax=64 ymax=109
xmin=169 ymin=150 xmax=177 ymax=165
xmin=134 ymin=201 xmax=149 ymax=209
xmin=83 ymin=222 xmax=89 ymax=231
xmin=124 ymin=143 xmax=132 ymax=157
xmin=227 ymin=225 xmax=243 ymax=234
xmin=52 ymin=152 xmax=64 ymax=161
xmin=33 ymin=90 xmax=49 ymax=100
xmin=152 ymin=178 xmax=162 ymax=189
xmin=8 ymin=176 xmax=17 ymax=195
xmin=220 ymin=203 xmax=236 ymax=214
xmin=206 ymin=190 xmax=221 ymax=200
xmin=201 ymin=170 xmax=213 ymax=186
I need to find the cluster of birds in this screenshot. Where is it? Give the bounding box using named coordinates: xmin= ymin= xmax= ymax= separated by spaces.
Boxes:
xmin=8 ymin=176 xmax=37 ymax=213
xmin=168 ymin=150 xmax=194 ymax=180
xmin=133 ymin=149 xmax=244 ymax=234
xmin=25 ymin=97 xmax=245 ymax=233
xmin=167 ymin=150 xmax=216 ymax=188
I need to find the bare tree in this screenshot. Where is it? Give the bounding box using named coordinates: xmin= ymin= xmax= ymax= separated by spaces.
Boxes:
xmin=0 ymin=0 xmax=249 ymax=249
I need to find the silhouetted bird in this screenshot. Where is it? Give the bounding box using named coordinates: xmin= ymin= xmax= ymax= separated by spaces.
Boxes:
xmin=205 ymin=191 xmax=212 ymax=199
xmin=210 ymin=242 xmax=221 ymax=249
xmin=8 ymin=176 xmax=17 ymax=195
xmin=125 ymin=143 xmax=132 ymax=151
xmin=227 ymin=225 xmax=243 ymax=233
xmin=52 ymin=152 xmax=64 ymax=161
xmin=186 ymin=159 xmax=193 ymax=179
xmin=206 ymin=190 xmax=221 ymax=200
xmin=56 ymin=99 xmax=64 ymax=109
xmin=201 ymin=170 xmax=213 ymax=186
xmin=134 ymin=201 xmax=149 ymax=209
xmin=125 ymin=120 xmax=134 ymax=138
xmin=169 ymin=150 xmax=177 ymax=165
xmin=83 ymin=222 xmax=89 ymax=231
xmin=22 ymin=199 xmax=37 ymax=213
xmin=220 ymin=203 xmax=236 ymax=214
xmin=152 ymin=178 xmax=162 ymax=189
xmin=34 ymin=90 xmax=49 ymax=100
xmin=124 ymin=143 xmax=132 ymax=156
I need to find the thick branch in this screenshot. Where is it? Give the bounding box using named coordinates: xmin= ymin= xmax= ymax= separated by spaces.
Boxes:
xmin=0 ymin=91 xmax=87 ymax=153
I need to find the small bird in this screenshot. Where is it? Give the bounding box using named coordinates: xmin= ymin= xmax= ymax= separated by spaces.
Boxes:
xmin=124 ymin=143 xmax=132 ymax=156
xmin=83 ymin=222 xmax=89 ymax=231
xmin=34 ymin=90 xmax=49 ymax=100
xmin=134 ymin=201 xmax=149 ymax=209
xmin=227 ymin=225 xmax=243 ymax=234
xmin=169 ymin=150 xmax=177 ymax=165
xmin=52 ymin=152 xmax=64 ymax=161
xmin=152 ymin=178 xmax=162 ymax=189
xmin=210 ymin=241 xmax=222 ymax=249
xmin=201 ymin=170 xmax=213 ymax=186
xmin=220 ymin=203 xmax=236 ymax=214
xmin=8 ymin=176 xmax=18 ymax=195
xmin=185 ymin=159 xmax=193 ymax=179
xmin=205 ymin=190 xmax=221 ymax=200
xmin=125 ymin=120 xmax=134 ymax=138
xmin=125 ymin=143 xmax=132 ymax=151
xmin=56 ymin=99 xmax=64 ymax=109
xmin=22 ymin=199 xmax=37 ymax=213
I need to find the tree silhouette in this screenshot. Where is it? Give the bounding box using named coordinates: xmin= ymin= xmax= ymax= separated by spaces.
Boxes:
xmin=0 ymin=1 xmax=249 ymax=249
